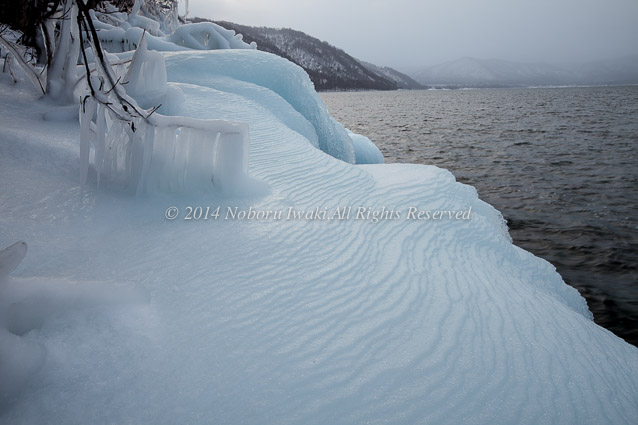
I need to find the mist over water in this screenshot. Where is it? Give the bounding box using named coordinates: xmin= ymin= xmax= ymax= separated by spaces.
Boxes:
xmin=322 ymin=86 xmax=638 ymax=346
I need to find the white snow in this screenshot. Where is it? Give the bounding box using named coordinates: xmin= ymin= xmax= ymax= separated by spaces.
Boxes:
xmin=1 ymin=17 xmax=638 ymax=425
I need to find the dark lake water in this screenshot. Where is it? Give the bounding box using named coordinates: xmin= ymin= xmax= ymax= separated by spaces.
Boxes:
xmin=321 ymin=86 xmax=638 ymax=347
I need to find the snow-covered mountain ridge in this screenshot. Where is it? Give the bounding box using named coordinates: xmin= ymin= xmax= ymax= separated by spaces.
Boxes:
xmin=203 ymin=19 xmax=422 ymax=91
xmin=359 ymin=60 xmax=425 ymax=90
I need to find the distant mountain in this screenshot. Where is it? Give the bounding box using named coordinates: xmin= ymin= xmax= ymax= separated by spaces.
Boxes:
xmin=359 ymin=61 xmax=425 ymax=90
xmin=193 ymin=19 xmax=399 ymax=91
xmin=211 ymin=20 xmax=398 ymax=91
xmin=570 ymin=55 xmax=638 ymax=86
xmin=412 ymin=56 xmax=638 ymax=88
xmin=412 ymin=57 xmax=574 ymax=87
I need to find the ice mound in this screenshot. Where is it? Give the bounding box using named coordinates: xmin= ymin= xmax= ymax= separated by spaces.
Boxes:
xmin=93 ymin=4 xmax=255 ymax=53
xmin=121 ymin=36 xmax=172 ymax=110
xmin=348 ymin=129 xmax=384 ymax=164
xmin=169 ymin=22 xmax=257 ymax=50
xmin=164 ymin=49 xmax=357 ymax=163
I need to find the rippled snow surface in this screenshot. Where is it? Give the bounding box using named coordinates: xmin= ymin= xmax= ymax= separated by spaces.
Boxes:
xmin=322 ymin=86 xmax=638 ymax=346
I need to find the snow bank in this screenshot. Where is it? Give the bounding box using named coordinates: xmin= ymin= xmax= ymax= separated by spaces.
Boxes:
xmin=163 ymin=50 xmax=356 ymax=163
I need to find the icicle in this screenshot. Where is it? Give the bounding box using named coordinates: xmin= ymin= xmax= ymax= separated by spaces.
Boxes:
xmin=131 ymin=0 xmax=142 ymax=18
xmin=122 ymin=31 xmax=147 ymax=87
xmin=136 ymin=124 xmax=155 ymax=195
xmin=123 ymin=122 xmax=138 ymax=181
xmin=154 ymin=126 xmax=172 ymax=192
xmin=168 ymin=127 xmax=181 ymax=192
xmin=214 ymin=132 xmax=246 ymax=194
xmin=174 ymin=126 xmax=190 ymax=190
xmin=46 ymin=0 xmax=79 ymax=103
xmin=80 ymin=97 xmax=97 ymax=187
xmin=95 ymin=103 xmax=106 ymax=186
xmin=211 ymin=132 xmax=221 ymax=189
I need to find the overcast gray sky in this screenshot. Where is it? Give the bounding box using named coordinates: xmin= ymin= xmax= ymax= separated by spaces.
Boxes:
xmin=187 ymin=0 xmax=638 ymax=70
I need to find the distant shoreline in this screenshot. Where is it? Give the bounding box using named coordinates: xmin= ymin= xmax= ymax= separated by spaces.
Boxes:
xmin=319 ymin=83 xmax=638 ymax=93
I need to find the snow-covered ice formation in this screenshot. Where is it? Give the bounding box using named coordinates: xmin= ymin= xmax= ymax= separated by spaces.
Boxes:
xmin=347 ymin=129 xmax=385 ymax=164
xmin=79 ymin=35 xmax=267 ymax=196
xmin=78 ymin=16 xmax=372 ymax=197
xmin=0 ymin=12 xmax=637 ymax=425
xmin=92 ymin=1 xmax=256 ymax=53
xmin=162 ymin=49 xmax=357 ymax=163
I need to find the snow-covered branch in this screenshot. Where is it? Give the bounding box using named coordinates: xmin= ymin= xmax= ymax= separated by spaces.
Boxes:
xmin=0 ymin=32 xmax=46 ymax=95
